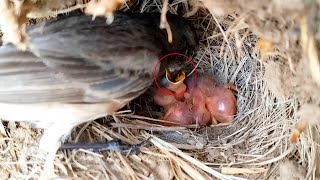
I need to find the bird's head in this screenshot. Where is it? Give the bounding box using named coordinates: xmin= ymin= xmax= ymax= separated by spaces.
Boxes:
xmin=162 ymin=13 xmax=198 ymax=54
xmin=157 ymin=13 xmax=198 ymax=86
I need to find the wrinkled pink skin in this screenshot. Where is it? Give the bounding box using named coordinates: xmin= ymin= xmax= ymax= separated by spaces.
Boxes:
xmin=162 ymin=102 xmax=194 ymax=126
xmin=166 ymin=81 xmax=187 ymax=97
xmin=153 ymin=75 xmax=237 ymax=126
xmin=196 ymin=76 xmax=237 ymax=124
xmin=153 ymin=88 xmax=176 ymax=111
xmin=188 ymin=86 xmax=211 ymax=125
xmin=154 ymin=88 xmax=198 ymax=126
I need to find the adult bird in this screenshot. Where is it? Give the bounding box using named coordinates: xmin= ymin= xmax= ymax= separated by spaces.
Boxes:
xmin=0 ymin=11 xmax=197 ymax=175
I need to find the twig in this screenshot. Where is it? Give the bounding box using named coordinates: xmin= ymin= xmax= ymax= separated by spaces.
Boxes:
xmin=110 ymin=123 xmax=186 ymax=131
xmin=221 ymin=167 xmax=266 ymax=175
xmin=160 ymin=0 xmax=173 ymax=43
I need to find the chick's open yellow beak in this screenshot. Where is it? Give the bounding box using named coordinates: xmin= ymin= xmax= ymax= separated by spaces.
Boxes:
xmin=165 ymin=69 xmax=186 ymax=85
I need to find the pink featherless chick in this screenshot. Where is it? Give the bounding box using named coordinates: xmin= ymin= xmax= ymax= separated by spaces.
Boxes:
xmin=153 ymin=76 xmax=195 ymax=126
xmin=153 ymin=88 xmax=177 ymax=111
xmin=196 ymin=75 xmax=237 ymax=124
xmin=187 ymin=86 xmax=211 ymax=125
xmin=162 ymin=101 xmax=194 ymax=126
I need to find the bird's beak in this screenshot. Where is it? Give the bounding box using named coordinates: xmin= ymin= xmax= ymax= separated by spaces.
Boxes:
xmin=165 ymin=69 xmax=186 ymax=85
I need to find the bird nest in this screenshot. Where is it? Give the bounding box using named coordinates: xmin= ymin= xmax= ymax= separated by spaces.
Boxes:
xmin=0 ymin=0 xmax=319 ymax=179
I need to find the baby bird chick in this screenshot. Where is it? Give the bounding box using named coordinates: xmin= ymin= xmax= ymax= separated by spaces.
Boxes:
xmin=188 ymin=86 xmax=211 ymax=125
xmin=153 ymin=88 xmax=177 ymax=111
xmin=153 ymin=86 xmax=195 ymax=126
xmin=194 ymin=75 xmax=237 ymax=124
xmin=154 ymin=74 xmax=237 ymax=125
xmin=162 ymin=101 xmax=194 ymax=126
xmin=153 ymin=76 xmax=195 ymax=125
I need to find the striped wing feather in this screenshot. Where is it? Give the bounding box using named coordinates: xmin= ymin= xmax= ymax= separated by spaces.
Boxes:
xmin=0 ymin=14 xmax=161 ymax=103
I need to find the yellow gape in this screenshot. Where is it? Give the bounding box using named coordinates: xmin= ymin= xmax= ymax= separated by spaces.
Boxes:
xmin=165 ymin=69 xmax=186 ymax=84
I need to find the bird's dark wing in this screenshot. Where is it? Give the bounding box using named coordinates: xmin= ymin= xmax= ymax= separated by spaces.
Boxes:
xmin=0 ymin=14 xmax=162 ymax=103
xmin=0 ymin=44 xmax=158 ymax=103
